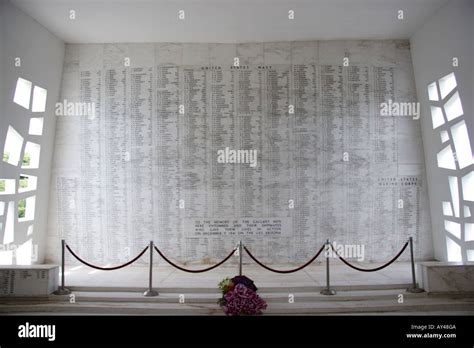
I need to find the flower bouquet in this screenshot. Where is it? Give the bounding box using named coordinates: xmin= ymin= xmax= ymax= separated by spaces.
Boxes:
xmin=218 ymin=275 xmax=267 ymax=316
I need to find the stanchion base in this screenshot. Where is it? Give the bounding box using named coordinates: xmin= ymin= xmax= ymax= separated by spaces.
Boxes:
xmin=53 ymin=287 xmax=71 ymax=295
xmin=143 ymin=289 xmax=159 ymax=297
xmin=406 ymin=287 xmax=424 ymax=293
xmin=320 ymin=289 xmax=337 ymax=295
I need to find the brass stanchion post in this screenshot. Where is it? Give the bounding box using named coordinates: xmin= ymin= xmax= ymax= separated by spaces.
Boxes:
xmin=54 ymin=239 xmax=71 ymax=295
xmin=239 ymin=240 xmax=243 ymax=276
xmin=406 ymin=237 xmax=424 ymax=293
xmin=320 ymin=239 xmax=336 ymax=295
xmin=144 ymin=241 xmax=159 ymax=297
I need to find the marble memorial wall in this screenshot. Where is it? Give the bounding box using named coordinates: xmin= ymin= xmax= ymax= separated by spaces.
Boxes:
xmin=47 ymin=41 xmax=432 ymax=264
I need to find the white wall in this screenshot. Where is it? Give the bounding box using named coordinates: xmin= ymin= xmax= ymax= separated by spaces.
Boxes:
xmin=47 ymin=40 xmax=432 ymax=264
xmin=0 ymin=0 xmax=64 ymax=264
xmin=410 ymin=0 xmax=474 ymax=261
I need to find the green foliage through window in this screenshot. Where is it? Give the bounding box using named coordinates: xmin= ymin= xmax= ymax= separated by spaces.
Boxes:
xmin=22 ymin=153 xmax=30 ymax=166
xmin=18 ymin=199 xmax=26 ymax=218
xmin=19 ymin=176 xmax=28 ymax=189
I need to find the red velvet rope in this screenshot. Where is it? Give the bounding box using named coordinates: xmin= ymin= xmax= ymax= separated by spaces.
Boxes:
xmin=65 ymin=240 xmax=409 ymax=275
xmin=244 ymin=244 xmax=326 ymax=274
xmin=329 ymin=241 xmax=409 ymax=272
xmin=66 ymin=244 xmax=149 ymax=271
xmin=154 ymin=246 xmax=236 ymax=273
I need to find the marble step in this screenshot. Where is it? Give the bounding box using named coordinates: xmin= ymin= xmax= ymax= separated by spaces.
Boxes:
xmin=66 ymin=283 xmax=413 ymax=294
xmin=44 ymin=289 xmax=430 ymax=304
xmin=265 ymin=298 xmax=474 ymax=314
xmin=1 ymin=296 xmax=474 ymax=315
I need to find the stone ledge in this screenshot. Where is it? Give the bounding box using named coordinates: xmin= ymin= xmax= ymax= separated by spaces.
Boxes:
xmin=417 ymin=262 xmax=474 ymax=293
xmin=0 ymin=264 xmax=59 ymax=296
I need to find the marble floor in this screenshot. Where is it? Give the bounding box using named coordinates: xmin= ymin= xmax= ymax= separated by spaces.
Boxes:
xmin=2 ymin=260 xmax=474 ymax=315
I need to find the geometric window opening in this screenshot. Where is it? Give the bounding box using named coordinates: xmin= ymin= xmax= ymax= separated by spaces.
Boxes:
xmin=430 ymin=106 xmax=444 ymax=129
xmin=451 ymin=120 xmax=474 ymax=169
xmin=18 ymin=174 xmax=37 ymax=193
xmin=18 ymin=199 xmax=25 ymax=219
xmin=18 ymin=195 xmax=35 ymax=222
xmin=462 ymin=171 xmax=474 ymax=201
xmin=2 ymin=126 xmax=24 ymax=166
xmin=446 ymin=235 xmax=462 ymax=262
xmin=466 ymin=223 xmax=474 ymax=241
xmin=13 ymin=77 xmax=32 ymax=109
xmin=27 ymin=224 xmax=34 ymax=236
xmin=438 ymin=72 xmax=457 ymax=100
xmin=29 ymin=118 xmax=44 ymax=136
xmin=0 ymin=179 xmax=16 ymax=195
xmin=31 ymin=86 xmax=47 ymax=113
xmin=444 ymin=220 xmax=461 ymax=239
xmin=444 ymin=91 xmax=463 ymax=121
xmin=16 ymin=238 xmax=33 ymax=265
xmin=0 ymin=201 xmax=4 ymax=215
xmin=465 ymin=205 xmax=471 ymax=217
xmin=468 ymin=250 xmax=474 ymax=262
xmin=437 ymin=145 xmax=456 ymax=170
xmin=442 ymin=201 xmax=453 ymax=216
xmin=4 ymin=201 xmax=15 ymax=245
xmin=428 ymin=81 xmax=439 ymax=101
xmin=449 ymin=176 xmax=460 ymax=217
xmin=21 ymin=142 xmax=41 ymax=169
xmin=440 ymin=130 xmax=450 ymax=143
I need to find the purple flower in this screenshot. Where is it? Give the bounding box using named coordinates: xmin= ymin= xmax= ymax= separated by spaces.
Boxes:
xmin=223 ymin=284 xmax=267 ymax=316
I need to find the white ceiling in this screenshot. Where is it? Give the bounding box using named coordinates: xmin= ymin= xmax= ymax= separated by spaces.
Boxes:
xmin=9 ymin=0 xmax=449 ymax=43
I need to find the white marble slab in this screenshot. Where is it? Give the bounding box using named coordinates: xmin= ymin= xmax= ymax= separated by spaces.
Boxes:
xmin=418 ymin=262 xmax=474 ymax=293
xmin=0 ymin=265 xmax=59 ymax=296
